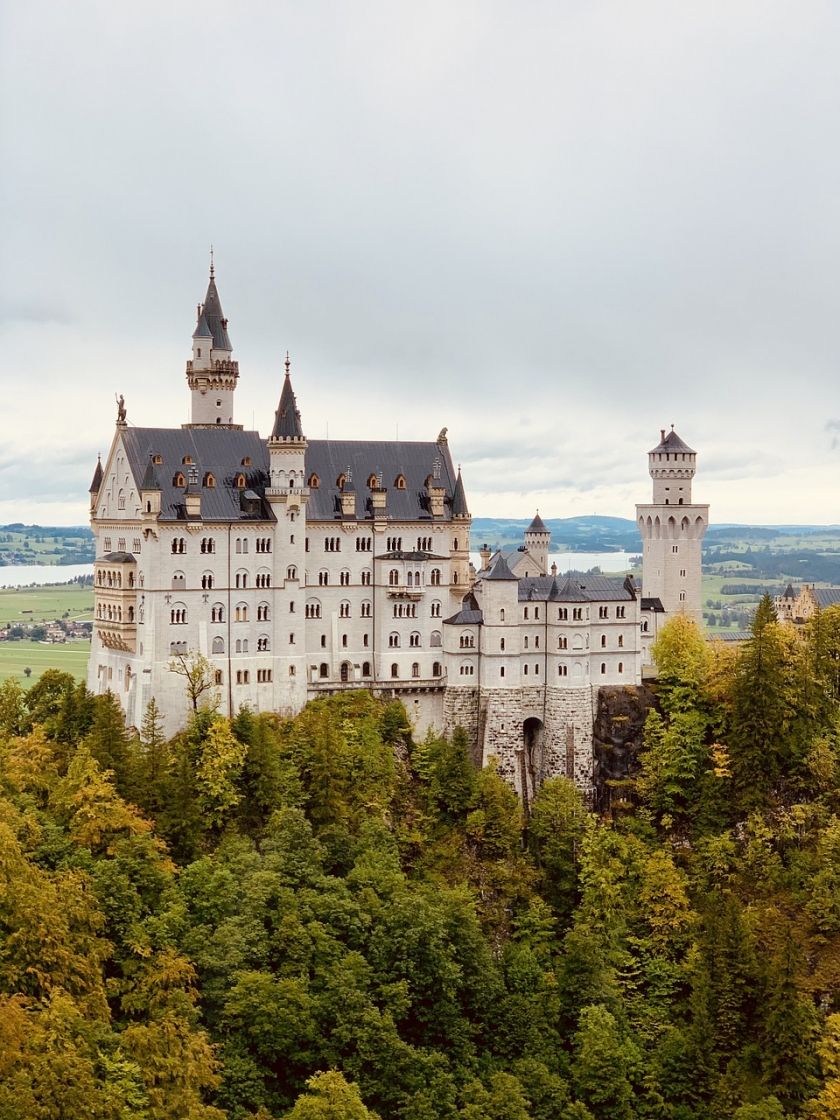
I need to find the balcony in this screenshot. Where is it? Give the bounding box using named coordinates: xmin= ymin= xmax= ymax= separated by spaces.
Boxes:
xmin=386 ymin=585 xmax=425 ymax=600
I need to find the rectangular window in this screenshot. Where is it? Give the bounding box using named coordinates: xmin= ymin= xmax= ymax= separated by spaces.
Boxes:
xmin=103 ymin=537 xmax=111 ymax=552
xmin=132 ymin=538 xmax=141 ymax=553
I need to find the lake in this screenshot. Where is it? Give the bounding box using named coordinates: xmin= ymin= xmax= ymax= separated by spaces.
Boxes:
xmin=0 ymin=551 xmax=638 ymax=591
xmin=0 ymin=563 xmax=94 ymax=589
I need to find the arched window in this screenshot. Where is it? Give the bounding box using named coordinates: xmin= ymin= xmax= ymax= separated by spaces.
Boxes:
xmin=308 ymin=473 xmax=320 ymax=488
xmin=173 ymin=472 xmax=186 ymax=487
xmin=433 ymin=661 xmax=442 ymax=677
xmin=362 ymin=661 xmax=371 ymax=677
xmin=319 ymin=663 xmax=328 ymax=678
xmin=391 ymin=663 xmax=399 ymax=678
xmin=204 ymin=472 xmax=216 ymax=488
xmin=235 ymin=570 xmax=248 ymax=589
xmin=389 ymin=569 xmax=399 ymax=586
xmin=500 ymin=638 xmax=505 ymax=651
xmin=410 ymin=632 xmax=421 ymax=647
xmin=286 ymin=566 xmax=296 ymax=581
xmin=618 ymin=634 xmax=624 ymax=648
xmin=212 ymin=636 xmax=225 ymax=654
xmin=340 ymin=601 xmax=351 ymax=618
xmin=211 ymin=604 xmax=225 ymax=623
xmin=361 ymin=600 xmax=372 ymax=617
xmin=618 ymin=661 xmax=624 ymax=673
xmin=319 ymin=570 xmax=329 ymax=586
xmin=600 ymin=663 xmax=606 ymax=675
xmin=340 ymin=570 xmax=350 ymax=586
xmin=430 ymin=569 xmax=441 ymax=586
xmin=600 ymin=634 xmax=607 ymax=648
xmin=430 ymin=630 xmax=441 ymax=647
xmin=336 ymin=472 xmax=347 ymax=490
xmin=459 ymin=633 xmax=475 ymax=649
xmin=235 ymin=603 xmax=248 ymax=623
xmin=389 ymin=633 xmax=400 ymax=648
xmin=257 ymin=635 xmax=270 ymax=652
xmin=412 ymin=662 xmax=420 ymax=678
xmin=500 ymin=608 xmax=505 ymax=621
xmin=361 ymin=569 xmax=372 ymax=586
xmin=201 ymin=572 xmax=214 ymax=589
xmin=171 ymin=571 xmax=185 ymax=589
xmin=305 ymin=601 xmax=322 ymax=619
xmin=257 ymin=602 xmax=270 ymax=621
xmin=236 ymin=473 xmax=246 ymax=489
xmin=431 ymin=600 xmax=441 ymax=618
xmin=394 ymin=474 xmax=406 ymax=489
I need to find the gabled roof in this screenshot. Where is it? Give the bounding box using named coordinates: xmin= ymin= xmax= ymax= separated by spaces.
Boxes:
xmin=200 ymin=273 xmax=232 ymax=351
xmin=271 ymin=372 xmax=305 ymax=440
xmin=121 ymin=427 xmax=273 ymax=523
xmin=551 ymin=574 xmax=588 ymax=602
xmin=451 ymin=469 xmax=469 ymax=516
xmin=444 ymin=592 xmax=483 ymax=626
xmin=89 ymin=456 xmax=103 ymax=494
xmin=527 ymin=512 xmax=548 ymax=533
xmin=650 ymin=427 xmax=695 ymax=455
xmin=812 ymin=588 xmax=840 ymax=609
xmin=515 ymin=571 xmax=635 ymax=603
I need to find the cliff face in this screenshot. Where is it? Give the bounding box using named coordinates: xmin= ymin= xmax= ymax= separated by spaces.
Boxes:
xmin=592 ymin=684 xmax=659 ymax=813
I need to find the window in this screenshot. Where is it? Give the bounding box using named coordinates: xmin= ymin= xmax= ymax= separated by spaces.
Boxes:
xmin=616 ymin=606 xmax=625 ymax=618
xmin=319 ymin=571 xmax=329 ymax=586
xmin=431 ymin=569 xmax=441 ymax=586
xmin=500 ymin=666 xmax=505 ymax=678
xmin=460 ymin=634 xmax=475 ymax=648
xmin=257 ymin=603 xmax=270 ymax=621
xmin=321 ymin=635 xmax=327 ymax=648
xmin=289 ymin=665 xmax=296 ymax=676
xmin=340 ymin=570 xmax=350 ymax=586
xmin=170 ymin=605 xmax=187 ymax=625
xmin=201 ymin=573 xmax=214 ymax=589
xmin=500 ymin=608 xmax=505 ymax=621
xmin=430 ymin=630 xmax=441 ymax=647
xmin=182 ymin=455 xmax=193 ymax=465
xmin=320 ymin=663 xmax=328 ymax=678
xmin=394 ymin=475 xmax=406 ymax=490
xmin=308 ymin=473 xmax=320 ymax=488
xmin=410 ymin=632 xmax=421 ymax=647
xmin=573 ymin=608 xmax=582 ymax=621
xmin=361 ymin=569 xmax=372 ymax=586
xmin=618 ymin=662 xmax=624 ymax=674
xmin=601 ymin=635 xmax=607 ymax=648
xmin=524 ymin=665 xmax=529 ymax=676
xmin=341 ymin=634 xmax=348 ymax=647
xmin=558 ymin=664 xmax=568 ymax=677
xmin=362 ymin=661 xmax=371 ymax=677
xmin=256 ymin=537 xmax=272 ymax=553
xmin=103 ymin=537 xmax=112 ymax=552
xmin=363 ymin=634 xmax=369 ymax=647
xmin=214 ymin=670 xmax=223 ymax=685
xmin=599 ymin=606 xmax=608 ymax=619
xmin=642 ymin=619 xmax=650 ymax=633
xmin=389 ymin=633 xmax=400 ymax=648
xmin=236 ymin=474 xmax=246 ymax=489
xmin=535 ymin=607 xmax=540 ymax=620
xmin=340 ymin=601 xmax=351 ymax=618
xmin=169 ymin=640 xmax=187 ymax=654
xmin=171 ymin=537 xmax=186 ymax=554
xmin=679 ymin=591 xmax=686 ymax=601
xmin=211 ymin=604 xmax=225 ymax=623
xmin=500 ymin=638 xmax=505 ymax=651
xmin=257 ymin=669 xmax=272 ymax=683
xmin=680 ymin=568 xmax=686 ymax=578
xmin=558 ymin=636 xmax=567 ymax=649
xmin=200 ymin=537 xmax=215 ymax=554
xmin=389 ymin=569 xmax=399 ymax=586
xmin=391 ymin=664 xmax=399 ymax=678
xmin=171 ymin=571 xmax=185 ymax=589
xmin=558 ymin=608 xmax=567 ymax=620
xmin=431 ymin=600 xmax=442 ymax=617
xmin=235 ymin=571 xmax=248 ymax=588
xmin=306 ymin=602 xmax=322 ymax=619
xmin=236 ymin=670 xmax=251 ymax=684
xmin=132 ymin=538 xmax=141 ymax=553
xmin=117 ymin=537 xmax=126 ymax=552
xmin=235 ymin=603 xmax=248 ymax=622
xmin=535 ymin=636 xmax=540 ymax=649
xmin=524 ymin=636 xmax=529 ymax=650
xmin=257 ymin=636 xmax=270 ymax=651
xmin=432 ymin=661 xmax=442 ymax=676
xmin=618 ymin=634 xmax=624 ymax=648
xmin=412 ymin=662 xmax=420 ymax=678
xmin=672 ymin=545 xmax=679 ymax=554
xmin=361 ymin=600 xmax=372 ymax=618
xmin=204 ymin=472 xmax=216 ymax=488
xmin=524 ymin=608 xmax=529 ymax=620
xmin=601 ymin=663 xmax=606 ymax=675
xmin=212 ymin=636 xmax=225 ymax=654
xmin=173 ymin=472 xmax=186 ymax=487
xmin=286 ymin=566 xmax=297 ymax=581
xmin=534 ymin=664 xmax=539 ymax=675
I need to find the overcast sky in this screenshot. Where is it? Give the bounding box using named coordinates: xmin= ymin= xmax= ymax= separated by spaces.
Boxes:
xmin=2 ymin=0 xmax=839 ymax=527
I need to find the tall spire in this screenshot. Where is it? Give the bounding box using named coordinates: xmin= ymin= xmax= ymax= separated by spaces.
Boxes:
xmin=201 ymin=265 xmax=232 ymax=351
xmin=271 ymin=356 xmax=305 ymax=440
xmin=89 ymin=454 xmax=103 ymax=494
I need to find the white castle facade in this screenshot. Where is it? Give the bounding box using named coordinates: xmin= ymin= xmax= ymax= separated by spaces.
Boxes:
xmin=87 ymin=267 xmax=708 ymax=796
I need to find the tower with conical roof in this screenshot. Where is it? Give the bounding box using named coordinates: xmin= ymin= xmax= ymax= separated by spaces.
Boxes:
xmin=185 ymin=257 xmax=241 ymax=428
xmin=636 ymin=427 xmax=709 ymax=624
xmin=450 ymin=467 xmax=472 ymax=593
xmin=524 ymin=512 xmax=550 ymax=575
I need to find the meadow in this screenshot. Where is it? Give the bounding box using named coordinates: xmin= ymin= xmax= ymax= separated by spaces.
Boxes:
xmin=0 ymin=584 xmax=94 ymax=628
xmin=0 ymin=638 xmax=91 ymax=686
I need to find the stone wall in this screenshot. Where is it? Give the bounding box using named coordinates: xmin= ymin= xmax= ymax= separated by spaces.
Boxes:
xmin=592 ymin=684 xmax=659 ymax=813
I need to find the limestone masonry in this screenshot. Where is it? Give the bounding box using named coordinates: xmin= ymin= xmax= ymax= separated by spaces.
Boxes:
xmin=87 ymin=265 xmax=708 ymax=796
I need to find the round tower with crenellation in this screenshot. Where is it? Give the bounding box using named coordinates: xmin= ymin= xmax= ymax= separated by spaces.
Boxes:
xmin=636 ymin=426 xmax=709 ymax=625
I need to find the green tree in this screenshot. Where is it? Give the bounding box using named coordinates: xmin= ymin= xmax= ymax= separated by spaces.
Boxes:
xmin=168 ymin=651 xmax=219 ymax=712
xmin=571 ymin=1004 xmax=639 ymax=1120
xmin=284 ymin=1070 xmax=380 ymax=1119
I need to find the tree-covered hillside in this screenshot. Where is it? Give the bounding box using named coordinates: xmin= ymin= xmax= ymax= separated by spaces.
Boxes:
xmin=3 ymin=605 xmax=840 ymax=1117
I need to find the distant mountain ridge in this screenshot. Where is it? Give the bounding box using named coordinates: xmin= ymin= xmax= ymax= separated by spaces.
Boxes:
xmin=471 ymin=517 xmax=840 ymax=552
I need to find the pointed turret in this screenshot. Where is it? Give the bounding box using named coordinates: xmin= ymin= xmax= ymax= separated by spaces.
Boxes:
xmin=89 ymin=455 xmax=103 ymax=494
xmin=271 ymin=359 xmax=305 ymax=440
xmin=140 ymin=453 xmax=162 ymax=518
xmin=201 ymin=272 xmax=233 ymax=352
xmin=451 ymin=468 xmax=469 ymax=518
xmin=267 ymin=354 xmax=308 ymax=504
xmin=525 ymin=509 xmax=551 ymax=576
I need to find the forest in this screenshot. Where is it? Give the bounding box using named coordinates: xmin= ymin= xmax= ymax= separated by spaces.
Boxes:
xmin=3 ymin=601 xmax=840 ymax=1118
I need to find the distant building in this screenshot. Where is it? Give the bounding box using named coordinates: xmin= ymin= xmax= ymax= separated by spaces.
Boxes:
xmin=87 ymin=264 xmax=708 ymax=795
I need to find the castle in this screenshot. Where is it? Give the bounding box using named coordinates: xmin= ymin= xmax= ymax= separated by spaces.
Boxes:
xmin=87 ymin=265 xmax=708 ymax=795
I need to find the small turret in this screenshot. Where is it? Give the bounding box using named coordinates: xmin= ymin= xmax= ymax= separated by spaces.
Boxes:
xmin=648 ymin=425 xmax=696 ymax=505
xmin=140 ymin=454 xmax=162 ymax=517
xmin=525 ymin=511 xmax=550 ymax=576
xmin=184 ymin=465 xmax=202 ymax=519
xmin=89 ymin=455 xmax=103 ymax=514
xmin=267 ymin=355 xmax=308 ymax=506
xmin=340 ymin=468 xmax=356 ymax=519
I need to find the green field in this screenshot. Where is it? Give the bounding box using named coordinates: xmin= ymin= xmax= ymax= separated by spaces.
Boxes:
xmin=0 ymin=639 xmax=91 ymax=686
xmin=0 ymin=584 xmax=94 ymax=627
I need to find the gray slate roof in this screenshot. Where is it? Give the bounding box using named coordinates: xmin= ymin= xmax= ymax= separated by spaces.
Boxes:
xmin=782 ymin=583 xmax=796 ymax=599
xmin=451 ymin=469 xmax=469 ymax=517
xmin=812 ymin=588 xmax=840 ymax=609
xmin=650 ymin=427 xmax=695 ymax=455
xmin=444 ymin=592 xmax=483 ymax=626
xmin=192 ymin=310 xmax=212 ymax=340
xmin=305 ymin=439 xmax=459 ymax=522
xmin=641 ymin=597 xmax=665 ymax=612
xmin=517 ymin=572 xmax=636 ymax=603
xmin=483 ymin=554 xmax=518 ymax=581
xmin=121 ymin=427 xmax=273 ymax=523
xmin=527 ymin=512 xmax=548 ymax=533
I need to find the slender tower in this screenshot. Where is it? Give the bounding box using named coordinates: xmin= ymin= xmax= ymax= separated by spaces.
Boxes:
xmin=185 ymin=255 xmax=241 ymax=428
xmin=636 ymin=427 xmax=708 ymax=624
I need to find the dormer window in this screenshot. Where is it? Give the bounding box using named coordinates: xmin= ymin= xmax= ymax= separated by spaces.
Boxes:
xmin=204 ymin=472 xmax=216 ymax=488
xmin=336 ymin=473 xmax=347 ymax=490
xmin=241 ymin=456 xmax=252 ymax=467
xmin=394 ymin=474 xmax=406 ymax=489
xmin=152 ymin=453 xmax=163 ymax=465
xmin=308 ymin=473 xmax=320 ymax=488
xmin=367 ymin=473 xmax=378 ymax=489
xmin=173 ymin=472 xmax=186 ymax=487
xmin=182 ymin=455 xmax=193 ymax=465
xmin=235 ymin=473 xmax=246 ymax=489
